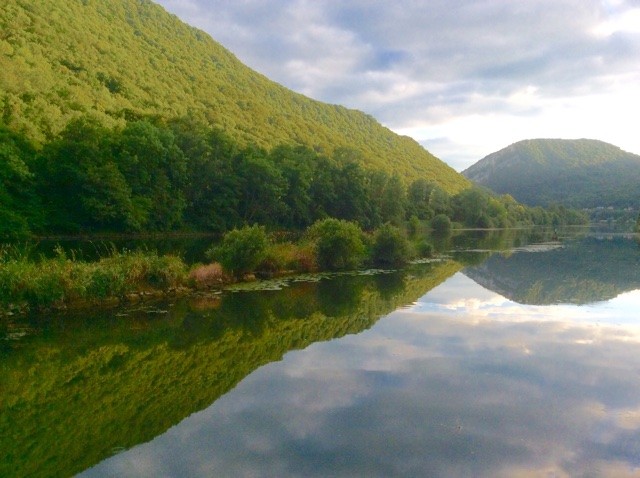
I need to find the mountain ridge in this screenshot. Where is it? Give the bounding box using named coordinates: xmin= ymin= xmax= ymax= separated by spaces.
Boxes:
xmin=0 ymin=0 xmax=468 ymax=191
xmin=462 ymin=138 xmax=640 ymax=208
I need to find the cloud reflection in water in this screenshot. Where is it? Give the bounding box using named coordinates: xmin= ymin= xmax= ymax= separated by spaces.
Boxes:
xmin=81 ymin=273 xmax=640 ymax=477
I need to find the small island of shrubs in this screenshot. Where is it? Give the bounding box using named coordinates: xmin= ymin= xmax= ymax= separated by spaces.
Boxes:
xmin=0 ymin=219 xmax=429 ymax=316
xmin=185 ymin=219 xmax=421 ymax=287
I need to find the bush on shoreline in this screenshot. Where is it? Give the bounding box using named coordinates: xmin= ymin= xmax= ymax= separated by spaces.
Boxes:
xmin=371 ymin=223 xmax=411 ymax=267
xmin=0 ymin=216 xmax=451 ymax=315
xmin=206 ymin=225 xmax=268 ymax=279
xmin=430 ymin=214 xmax=452 ymax=234
xmin=306 ymin=218 xmax=366 ymax=271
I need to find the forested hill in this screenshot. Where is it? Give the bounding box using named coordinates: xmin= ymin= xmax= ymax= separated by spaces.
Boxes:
xmin=0 ymin=0 xmax=466 ymax=190
xmin=462 ymin=139 xmax=640 ymax=208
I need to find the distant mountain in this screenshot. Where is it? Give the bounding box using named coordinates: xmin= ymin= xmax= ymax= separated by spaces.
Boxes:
xmin=462 ymin=139 xmax=640 ymax=207
xmin=464 ymin=236 xmax=640 ymax=305
xmin=0 ymin=0 xmax=467 ymax=191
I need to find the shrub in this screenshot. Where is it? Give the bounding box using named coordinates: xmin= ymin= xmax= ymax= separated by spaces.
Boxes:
xmin=307 ymin=218 xmax=365 ymax=270
xmin=207 ymin=225 xmax=269 ymax=278
xmin=475 ymin=213 xmax=493 ymax=229
xmin=417 ymin=240 xmax=434 ymax=258
xmin=408 ymin=215 xmax=421 ymax=237
xmin=371 ymin=223 xmax=410 ymax=267
xmin=430 ymin=214 xmax=452 ymax=235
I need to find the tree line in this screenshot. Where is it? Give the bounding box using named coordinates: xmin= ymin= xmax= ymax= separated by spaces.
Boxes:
xmin=0 ymin=116 xmax=586 ymax=238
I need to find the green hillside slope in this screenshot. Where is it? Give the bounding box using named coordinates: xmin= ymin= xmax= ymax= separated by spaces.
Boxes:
xmin=0 ymin=0 xmax=467 ymax=191
xmin=462 ymin=139 xmax=640 ymax=207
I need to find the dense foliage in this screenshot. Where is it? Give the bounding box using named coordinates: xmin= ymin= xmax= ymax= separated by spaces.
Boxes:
xmin=307 ymin=218 xmax=366 ymax=271
xmin=0 ymin=0 xmax=467 ymax=190
xmin=0 ymin=116 xmax=586 ymax=239
xmin=0 ymin=124 xmax=42 ymax=236
xmin=371 ymin=223 xmax=411 ymax=267
xmin=0 ymin=1 xmax=590 ymax=238
xmin=463 ymin=138 xmax=640 ymax=209
xmin=430 ymin=214 xmax=452 ymax=234
xmin=207 ymin=225 xmax=268 ymax=278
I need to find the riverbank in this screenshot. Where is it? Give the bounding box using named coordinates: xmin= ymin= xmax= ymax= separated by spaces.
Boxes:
xmin=2 ymin=222 xmax=582 ymax=317
xmin=0 ymin=220 xmax=422 ymax=316
xmin=0 ymin=247 xmax=191 ymax=316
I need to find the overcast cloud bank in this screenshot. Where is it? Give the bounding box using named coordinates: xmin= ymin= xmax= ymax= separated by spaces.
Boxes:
xmin=156 ymin=0 xmax=640 ymax=170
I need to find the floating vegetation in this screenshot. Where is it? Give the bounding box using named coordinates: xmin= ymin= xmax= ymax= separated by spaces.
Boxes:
xmin=124 ymin=305 xmax=170 ymax=315
xmin=224 ymin=269 xmax=398 ymax=293
xmin=225 ymin=280 xmax=291 ymax=292
xmin=143 ymin=309 xmax=169 ymax=315
xmin=357 ymin=269 xmax=396 ymax=275
xmin=410 ymin=257 xmax=448 ymax=264
xmin=511 ymin=242 xmax=564 ymax=253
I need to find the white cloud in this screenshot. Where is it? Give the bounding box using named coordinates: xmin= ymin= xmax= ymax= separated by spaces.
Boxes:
xmin=593 ymin=5 xmax=640 ymax=35
xmin=407 ymin=273 xmax=640 ymax=335
xmin=154 ymin=0 xmax=640 ymax=170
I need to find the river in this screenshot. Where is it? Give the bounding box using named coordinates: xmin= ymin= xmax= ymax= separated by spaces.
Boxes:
xmin=2 ymin=229 xmax=640 ymax=477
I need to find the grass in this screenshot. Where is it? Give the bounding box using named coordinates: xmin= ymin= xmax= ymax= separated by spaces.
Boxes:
xmin=0 ymin=219 xmax=440 ymax=315
xmin=259 ymin=241 xmax=317 ymax=274
xmin=188 ymin=262 xmax=227 ymax=289
xmin=0 ymin=245 xmax=188 ymax=312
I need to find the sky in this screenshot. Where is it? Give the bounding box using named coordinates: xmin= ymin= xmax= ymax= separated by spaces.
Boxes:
xmin=154 ymin=0 xmax=640 ymax=171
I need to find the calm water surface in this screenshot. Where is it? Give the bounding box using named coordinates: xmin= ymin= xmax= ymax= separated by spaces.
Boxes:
xmin=2 ymin=231 xmax=640 ymax=477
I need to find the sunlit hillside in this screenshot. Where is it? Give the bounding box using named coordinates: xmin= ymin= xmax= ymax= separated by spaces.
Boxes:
xmin=0 ymin=0 xmax=468 ymax=190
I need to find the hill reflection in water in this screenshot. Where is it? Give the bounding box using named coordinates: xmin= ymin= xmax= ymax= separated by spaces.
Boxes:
xmin=80 ymin=271 xmax=640 ymax=477
xmin=462 ymin=235 xmax=640 ymax=305
xmin=0 ymin=261 xmax=461 ymax=478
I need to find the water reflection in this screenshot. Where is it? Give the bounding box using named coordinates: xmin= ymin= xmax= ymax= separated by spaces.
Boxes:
xmin=4 ymin=231 xmax=640 ymax=477
xmin=84 ymin=274 xmax=640 ymax=476
xmin=0 ymin=261 xmax=461 ymax=478
xmin=464 ymin=235 xmax=640 ymax=304
xmin=80 ymin=273 xmax=640 ymax=477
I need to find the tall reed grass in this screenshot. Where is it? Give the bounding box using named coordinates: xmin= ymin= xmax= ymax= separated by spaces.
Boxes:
xmin=0 ymin=245 xmax=188 ymax=311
